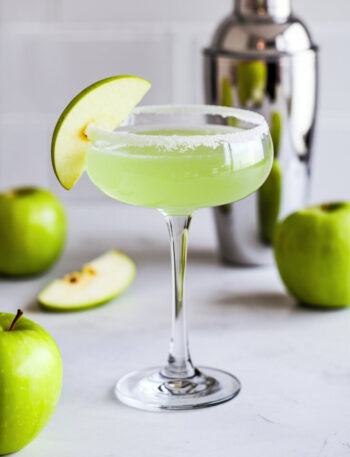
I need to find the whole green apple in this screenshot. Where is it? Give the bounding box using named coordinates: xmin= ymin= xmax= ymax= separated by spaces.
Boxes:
xmin=0 ymin=310 xmax=62 ymax=455
xmin=274 ymin=202 xmax=350 ymax=307
xmin=0 ymin=187 xmax=66 ymax=276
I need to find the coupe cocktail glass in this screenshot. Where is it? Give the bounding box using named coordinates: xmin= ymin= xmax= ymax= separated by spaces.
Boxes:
xmin=86 ymin=105 xmax=273 ymax=411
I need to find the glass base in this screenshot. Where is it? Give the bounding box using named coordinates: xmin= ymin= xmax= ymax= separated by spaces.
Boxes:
xmin=115 ymin=366 xmax=241 ymax=411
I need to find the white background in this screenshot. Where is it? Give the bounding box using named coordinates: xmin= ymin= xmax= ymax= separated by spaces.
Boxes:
xmin=0 ymin=0 xmax=349 ymax=204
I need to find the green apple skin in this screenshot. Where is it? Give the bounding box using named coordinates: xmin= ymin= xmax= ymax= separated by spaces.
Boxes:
xmin=257 ymin=111 xmax=283 ymax=243
xmin=237 ymin=61 xmax=267 ymax=107
xmin=0 ymin=312 xmax=62 ymax=455
xmin=258 ymin=159 xmax=282 ymax=243
xmin=270 ymin=110 xmax=282 ymax=157
xmin=220 ymin=77 xmax=239 ymax=127
xmin=274 ymin=202 xmax=350 ymax=307
xmin=0 ymin=187 xmax=66 ymax=276
xmin=221 ymin=77 xmax=233 ymax=108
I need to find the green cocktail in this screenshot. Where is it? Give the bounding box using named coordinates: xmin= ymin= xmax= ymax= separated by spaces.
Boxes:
xmin=83 ymin=105 xmax=273 ymax=411
xmin=86 ymin=124 xmax=272 ymax=215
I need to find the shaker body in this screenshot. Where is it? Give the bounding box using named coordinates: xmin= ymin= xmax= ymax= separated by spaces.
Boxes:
xmin=204 ymin=48 xmax=318 ymax=265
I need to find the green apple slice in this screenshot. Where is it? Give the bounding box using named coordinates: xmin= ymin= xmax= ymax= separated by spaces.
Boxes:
xmin=38 ymin=250 xmax=136 ymax=311
xmin=52 ymin=76 xmax=151 ymax=190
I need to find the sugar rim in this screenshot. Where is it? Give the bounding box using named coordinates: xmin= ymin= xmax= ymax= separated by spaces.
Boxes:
xmin=86 ymin=104 xmax=269 ymax=150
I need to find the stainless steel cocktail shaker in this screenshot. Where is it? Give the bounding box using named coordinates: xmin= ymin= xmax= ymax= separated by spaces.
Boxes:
xmin=204 ymin=0 xmax=318 ymax=265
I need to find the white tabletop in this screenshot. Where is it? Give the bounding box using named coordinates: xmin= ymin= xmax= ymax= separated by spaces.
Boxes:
xmin=2 ymin=203 xmax=350 ymax=457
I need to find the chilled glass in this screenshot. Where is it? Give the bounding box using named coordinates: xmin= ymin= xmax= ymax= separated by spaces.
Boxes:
xmin=86 ymin=105 xmax=273 ymax=411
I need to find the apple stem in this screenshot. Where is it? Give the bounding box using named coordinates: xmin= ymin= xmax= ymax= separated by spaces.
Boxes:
xmin=9 ymin=309 xmax=24 ymax=331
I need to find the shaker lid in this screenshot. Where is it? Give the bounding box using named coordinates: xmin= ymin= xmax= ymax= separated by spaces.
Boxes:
xmin=205 ymin=1 xmax=316 ymax=58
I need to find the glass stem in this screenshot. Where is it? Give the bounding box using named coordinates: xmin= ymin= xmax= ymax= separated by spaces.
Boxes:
xmin=162 ymin=215 xmax=195 ymax=379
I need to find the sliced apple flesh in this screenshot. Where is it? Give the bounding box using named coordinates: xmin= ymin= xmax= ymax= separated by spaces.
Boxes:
xmin=51 ymin=76 xmax=151 ymax=190
xmin=38 ymin=250 xmax=136 ymax=311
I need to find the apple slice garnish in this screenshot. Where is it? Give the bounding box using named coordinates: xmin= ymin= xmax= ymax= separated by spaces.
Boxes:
xmin=51 ymin=75 xmax=151 ymax=190
xmin=38 ymin=250 xmax=135 ymax=311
